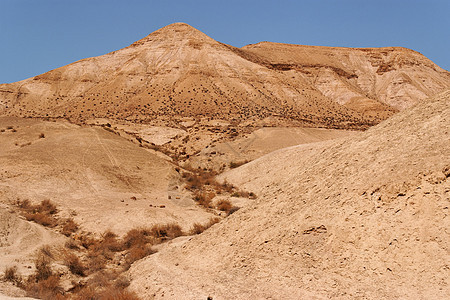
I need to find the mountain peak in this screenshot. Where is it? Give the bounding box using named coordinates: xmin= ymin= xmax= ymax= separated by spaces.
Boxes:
xmin=131 ymin=22 xmax=214 ymax=47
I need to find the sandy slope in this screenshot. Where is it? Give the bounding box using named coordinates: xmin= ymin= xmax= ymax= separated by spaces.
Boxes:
xmin=189 ymin=127 xmax=358 ymax=171
xmin=129 ymin=90 xmax=450 ymax=299
xmin=0 ymin=117 xmax=214 ymax=235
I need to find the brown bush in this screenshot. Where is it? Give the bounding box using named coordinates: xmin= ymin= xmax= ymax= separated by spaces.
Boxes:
xmin=34 ymin=254 xmax=52 ymax=282
xmin=227 ymin=206 xmax=241 ymax=216
xmin=25 ymin=212 xmax=57 ymax=227
xmin=189 ymin=217 xmax=220 ymax=235
xmin=4 ymin=266 xmax=20 ymax=283
xmin=122 ymin=228 xmax=151 ymax=249
xmin=184 ymin=169 xmax=217 ymax=191
xmin=79 ymin=234 xmax=97 ymax=249
xmin=216 ymin=199 xmax=232 ymax=212
xmin=229 ymin=160 xmax=248 ymax=168
xmin=65 ymin=239 xmax=80 ymax=250
xmin=150 ymin=223 xmax=183 ymax=240
xmin=214 ymin=181 xmax=234 ymax=194
xmin=86 ymin=255 xmax=107 ymax=273
xmin=193 ymin=191 xmax=215 ymax=208
xmin=18 ymin=199 xmax=58 ymax=227
xmin=73 ymin=286 xmax=97 ymax=300
xmin=125 ymin=244 xmax=154 ymax=265
xmin=101 ymin=231 xmax=122 ymax=252
xmin=62 ymin=218 xmax=79 ymax=236
xmin=63 ymin=252 xmax=85 ymax=276
xmin=99 ymin=288 xmax=140 ymax=300
xmin=26 ymin=275 xmax=64 ymax=299
xmin=37 ymin=199 xmax=57 ymax=214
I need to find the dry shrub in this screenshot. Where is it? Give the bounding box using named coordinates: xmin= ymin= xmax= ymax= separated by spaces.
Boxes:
xmin=79 ymin=234 xmax=96 ymax=249
xmin=114 ymin=276 xmax=131 ymax=289
xmin=215 ymin=181 xmax=234 ymax=194
xmin=100 ymin=231 xmax=122 ymax=252
xmin=73 ymin=286 xmax=97 ymax=300
xmin=87 ymin=255 xmax=107 ymax=273
xmin=4 ymin=266 xmax=20 ymax=284
xmin=40 ymin=245 xmax=53 ymax=258
xmin=99 ymin=288 xmax=140 ymax=300
xmin=73 ymin=271 xmax=138 ymax=300
xmin=25 ymin=212 xmax=57 ymax=227
xmin=18 ymin=199 xmax=58 ymax=228
xmin=65 ymin=239 xmax=80 ymax=250
xmin=231 ymin=190 xmax=257 ymax=199
xmin=62 ymin=218 xmax=79 ymax=236
xmin=26 ymin=275 xmax=64 ymax=300
xmin=17 ymin=199 xmax=31 ymax=210
xmin=189 ymin=217 xmax=220 ymax=235
xmin=63 ymin=252 xmax=85 ymax=276
xmin=184 ymin=169 xmax=217 ymax=191
xmin=122 ymin=228 xmax=151 ymax=249
xmin=125 ymin=244 xmax=154 ymax=265
xmin=229 ymin=160 xmax=248 ymax=168
xmin=216 ymin=199 xmax=232 ymax=212
xmin=227 ymin=206 xmax=240 ymax=216
xmin=34 ymin=254 xmax=52 ymax=282
xmin=38 ymin=199 xmax=57 ymax=214
xmin=84 ymin=270 xmax=119 ymax=290
xmin=193 ymin=191 xmax=215 ymax=208
xmin=150 ymin=223 xmax=183 ymax=240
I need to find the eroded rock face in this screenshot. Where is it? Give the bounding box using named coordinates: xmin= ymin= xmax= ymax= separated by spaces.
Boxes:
xmin=242 ymin=42 xmax=450 ymax=112
xmin=1 ymin=23 xmax=448 ymax=129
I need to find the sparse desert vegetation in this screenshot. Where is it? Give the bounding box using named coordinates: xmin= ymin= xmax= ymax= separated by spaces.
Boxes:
xmin=0 ymin=20 xmax=449 ymax=300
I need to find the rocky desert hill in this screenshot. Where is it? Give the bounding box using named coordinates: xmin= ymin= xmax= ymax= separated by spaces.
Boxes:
xmin=1 ymin=23 xmax=448 ymax=129
xmin=128 ymin=89 xmax=450 ymax=299
xmin=0 ymin=22 xmax=449 ymax=299
xmin=242 ymin=42 xmax=450 ymax=112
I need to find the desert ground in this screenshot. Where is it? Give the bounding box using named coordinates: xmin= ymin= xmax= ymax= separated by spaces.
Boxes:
xmin=0 ymin=23 xmax=449 ymax=299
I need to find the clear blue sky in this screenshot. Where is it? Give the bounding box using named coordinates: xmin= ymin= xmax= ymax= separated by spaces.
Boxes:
xmin=1 ymin=0 xmax=448 ymax=83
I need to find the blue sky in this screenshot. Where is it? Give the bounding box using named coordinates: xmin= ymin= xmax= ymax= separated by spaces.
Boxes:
xmin=1 ymin=0 xmax=448 ymax=83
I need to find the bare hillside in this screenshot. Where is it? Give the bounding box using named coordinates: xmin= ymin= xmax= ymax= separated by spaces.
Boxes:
xmin=0 ymin=23 xmax=367 ymax=129
xmin=242 ymin=42 xmax=450 ymax=112
xmin=129 ymin=90 xmax=450 ymax=299
xmin=0 ymin=117 xmax=214 ymax=235
xmin=1 ymin=23 xmax=448 ymax=130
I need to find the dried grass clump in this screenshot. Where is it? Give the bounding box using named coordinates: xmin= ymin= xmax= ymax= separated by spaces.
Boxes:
xmin=229 ymin=160 xmax=248 ymax=169
xmin=62 ymin=218 xmax=79 ymax=236
xmin=33 ymin=254 xmax=53 ymax=282
xmin=25 ymin=212 xmax=57 ymax=227
xmin=216 ymin=199 xmax=232 ymax=212
xmin=125 ymin=244 xmax=155 ymax=266
xmin=183 ymin=168 xmax=217 ymax=191
xmin=17 ymin=199 xmax=58 ymax=227
xmin=189 ymin=217 xmax=220 ymax=235
xmin=227 ymin=206 xmax=240 ymax=216
xmin=150 ymin=223 xmax=183 ymax=240
xmin=122 ymin=228 xmax=152 ymax=249
xmin=26 ymin=275 xmax=64 ymax=300
xmin=99 ymin=288 xmax=140 ymax=300
xmin=63 ymin=252 xmax=85 ymax=276
xmin=193 ymin=191 xmax=215 ymax=208
xmin=4 ymin=266 xmax=21 ymax=285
